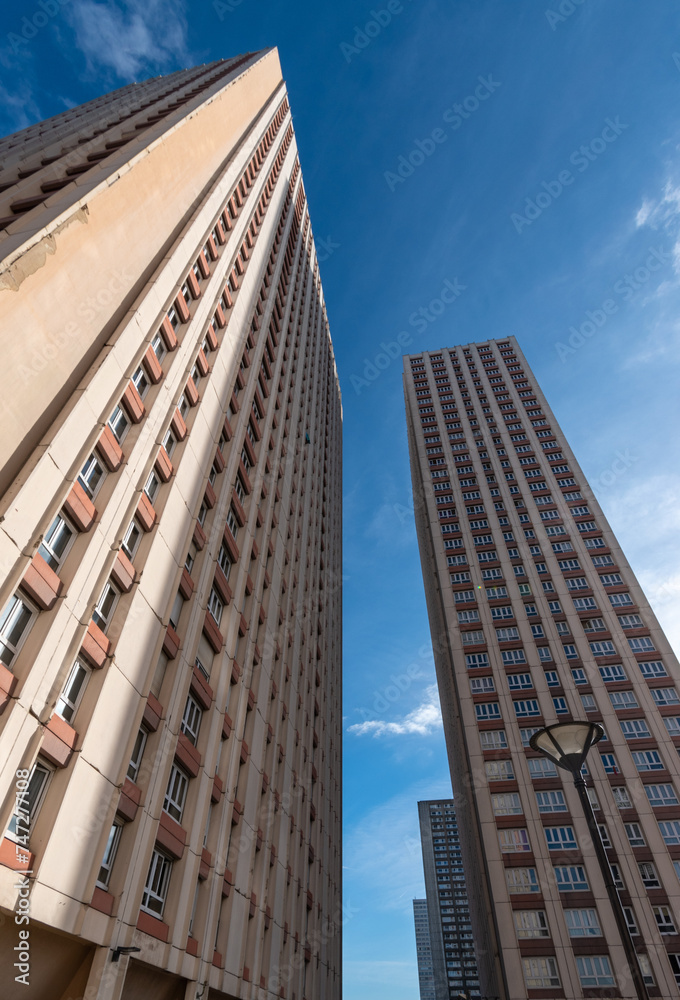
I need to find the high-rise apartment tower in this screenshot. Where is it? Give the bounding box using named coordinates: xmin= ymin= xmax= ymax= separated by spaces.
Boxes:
xmin=416 ymin=800 xmax=479 ymax=999
xmin=405 ymin=338 xmax=680 ymax=999
xmin=0 ymin=50 xmax=342 ymax=1000
xmin=413 ymin=897 xmax=437 ymax=1000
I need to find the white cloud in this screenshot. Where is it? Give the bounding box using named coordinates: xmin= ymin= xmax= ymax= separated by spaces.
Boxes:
xmin=635 ymin=198 xmax=654 ymax=228
xmin=347 ymin=684 xmax=443 ymax=737
xmin=67 ymin=0 xmax=190 ymax=80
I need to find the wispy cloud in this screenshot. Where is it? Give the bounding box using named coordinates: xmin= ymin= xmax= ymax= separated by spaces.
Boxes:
xmin=347 ymin=684 xmax=442 ymax=737
xmin=634 ymin=180 xmax=680 ymax=276
xmin=66 ymin=0 xmax=190 ymax=80
xmin=344 ymin=783 xmax=451 ymax=913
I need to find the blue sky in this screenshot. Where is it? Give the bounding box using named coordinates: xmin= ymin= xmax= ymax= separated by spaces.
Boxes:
xmin=4 ymin=2 xmax=680 ymax=998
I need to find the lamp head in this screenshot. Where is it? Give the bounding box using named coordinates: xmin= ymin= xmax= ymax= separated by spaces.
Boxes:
xmin=530 ymin=722 xmax=604 ymax=776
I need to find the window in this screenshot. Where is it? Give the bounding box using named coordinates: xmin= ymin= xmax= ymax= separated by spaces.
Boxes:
xmin=624 ymin=906 xmax=639 ymax=935
xmin=547 ymin=600 xmax=562 ymax=613
xmin=506 ymin=867 xmax=539 ymax=893
xmin=96 ymin=821 xmax=122 ymax=889
xmin=632 ymin=750 xmax=664 ymax=772
xmin=144 ymin=469 xmax=161 ymax=504
xmin=589 ymin=640 xmax=616 ymax=656
xmin=475 ymin=702 xmax=501 ymax=721
xmin=466 ymin=653 xmax=489 ymax=669
xmin=121 ymin=519 xmax=143 ymax=561
xmin=108 ymin=405 xmax=129 ymax=444
xmin=522 ymin=957 xmax=560 ymax=989
xmin=600 ymin=664 xmax=626 ymax=683
xmin=502 ymin=649 xmax=527 ymax=666
xmin=554 ymin=696 xmax=569 ymax=714
xmin=480 ymin=730 xmax=508 ymax=750
xmin=638 ymin=660 xmax=666 ymax=678
xmin=492 ymin=792 xmax=523 ymax=815
xmin=564 ymin=909 xmax=602 ymax=937
xmin=181 ymin=695 xmax=202 ymax=746
xmin=576 ymin=956 xmax=614 ymax=988
xmin=55 ymin=660 xmax=90 ymax=723
xmin=645 ymin=783 xmax=679 ymax=807
xmin=163 ymin=429 xmax=177 ymax=459
xmin=217 ymin=543 xmax=233 ymax=580
xmin=127 ymin=727 xmax=148 ymax=782
xmin=207 ymin=588 xmax=223 ymax=627
xmin=78 ymin=454 xmax=105 ymax=499
xmin=555 ymin=621 xmax=570 ymax=636
xmin=545 ymin=826 xmax=577 ymax=851
xmin=507 ymin=672 xmax=533 ymax=690
xmin=530 ymin=624 xmax=545 ymax=638
xmin=132 ymin=365 xmax=150 ymax=400
xmin=226 ymin=508 xmax=239 ymax=540
xmin=168 ymin=591 xmax=184 ymax=631
xmin=600 ymin=753 xmax=619 ymax=775
xmin=652 ymin=687 xmax=680 ymax=706
xmin=609 ymin=591 xmax=633 ymax=606
xmin=628 ymin=636 xmax=655 ymax=653
xmin=618 ymin=613 xmax=644 ymax=629
xmin=571 ymin=667 xmax=587 ymax=685
xmin=5 ymin=759 xmax=51 ymax=842
xmin=514 ymin=911 xmax=549 ymax=938
xmin=470 ymin=676 xmax=495 ymax=694
xmin=152 ymin=333 xmax=167 ymax=363
xmin=536 ymin=790 xmax=567 ymax=813
xmin=612 ymin=786 xmax=632 ymax=809
xmin=636 ymin=863 xmax=660 ymax=893
xmin=520 ymin=727 xmax=540 ymax=746
xmin=462 ymin=630 xmax=485 ymax=646
xmin=665 ymin=717 xmax=680 ymax=736
xmin=573 ymin=596 xmax=597 ymax=611
xmin=491 ymin=605 xmax=514 ymax=620
xmin=659 ymin=821 xmax=680 ymax=846
xmin=92 ymin=582 xmax=119 ymax=633
xmin=537 ymin=646 xmax=552 ymax=662
xmin=562 ymin=644 xmax=578 ymax=660
xmin=609 ymin=690 xmax=638 ymax=709
xmin=582 ymin=616 xmax=606 ymax=633
xmin=638 ymin=954 xmax=655 ymax=987
xmin=38 ymin=513 xmax=75 ymax=570
xmin=163 ymin=764 xmax=189 ymax=823
xmin=620 ymin=719 xmax=651 ymax=740
xmin=514 ymin=699 xmax=540 ymax=718
xmin=141 ymin=848 xmax=172 ymax=916
xmin=498 ymin=828 xmax=531 ymax=852
xmin=653 ymin=905 xmax=677 ymax=934
xmin=0 ymin=594 xmax=35 ymax=667
xmin=485 ymin=760 xmax=514 ymax=781
xmin=554 ymin=865 xmax=588 ymax=891
xmin=458 ymin=609 xmax=480 ymax=624
xmin=528 ymin=757 xmax=558 ymax=778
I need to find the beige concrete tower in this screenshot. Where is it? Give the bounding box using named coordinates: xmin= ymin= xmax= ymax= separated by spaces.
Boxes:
xmin=405 ymin=339 xmax=680 ymax=1000
xmin=0 ymin=50 xmax=342 ymax=1000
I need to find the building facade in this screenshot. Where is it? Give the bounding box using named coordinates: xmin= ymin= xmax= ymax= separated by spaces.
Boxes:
xmin=404 ymin=338 xmax=680 ymax=999
xmin=0 ymin=50 xmax=342 ymax=1000
xmin=414 ymin=897 xmax=437 ymax=1000
xmin=416 ymin=800 xmax=479 ymax=999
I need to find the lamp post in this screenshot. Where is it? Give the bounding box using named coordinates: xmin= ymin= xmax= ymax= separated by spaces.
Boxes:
xmin=530 ymin=721 xmax=651 ymax=1000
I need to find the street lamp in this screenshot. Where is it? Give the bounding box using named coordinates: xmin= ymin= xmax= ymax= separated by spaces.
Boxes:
xmin=530 ymin=721 xmax=651 ymax=1000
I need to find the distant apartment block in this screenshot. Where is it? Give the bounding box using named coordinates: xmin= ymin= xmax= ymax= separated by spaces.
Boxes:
xmin=0 ymin=49 xmax=342 ymax=1000
xmin=417 ymin=800 xmax=480 ymax=999
xmin=414 ymin=897 xmax=437 ymax=1000
xmin=405 ymin=338 xmax=680 ymax=999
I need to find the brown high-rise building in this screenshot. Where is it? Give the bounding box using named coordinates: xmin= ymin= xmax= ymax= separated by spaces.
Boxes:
xmin=0 ymin=50 xmax=342 ymax=1000
xmin=405 ymin=339 xmax=680 ymax=999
